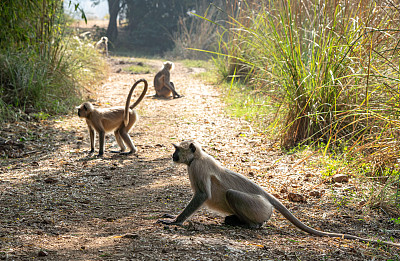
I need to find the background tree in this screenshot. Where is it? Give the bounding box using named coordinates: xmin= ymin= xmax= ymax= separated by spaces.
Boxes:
xmin=124 ymin=0 xmax=195 ymax=54
xmin=91 ymin=0 xmax=125 ymax=42
xmin=106 ymin=0 xmax=125 ymax=42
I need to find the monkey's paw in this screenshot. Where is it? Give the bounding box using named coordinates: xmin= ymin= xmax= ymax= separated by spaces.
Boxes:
xmin=157 ymin=219 xmax=182 ymax=226
xmin=157 ymin=214 xmax=182 ymax=226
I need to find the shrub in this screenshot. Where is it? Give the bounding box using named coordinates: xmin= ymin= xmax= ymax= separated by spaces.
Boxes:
xmin=0 ymin=1 xmax=106 ymax=120
xmin=213 ymin=0 xmax=400 ymax=208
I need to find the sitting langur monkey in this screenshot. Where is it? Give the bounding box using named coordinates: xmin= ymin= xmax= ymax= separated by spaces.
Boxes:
xmin=158 ymin=141 xmax=400 ymax=247
xmin=77 ymin=79 xmax=148 ymax=156
xmin=153 ymin=61 xmax=181 ymax=98
xmin=95 ymin=36 xmax=109 ymax=57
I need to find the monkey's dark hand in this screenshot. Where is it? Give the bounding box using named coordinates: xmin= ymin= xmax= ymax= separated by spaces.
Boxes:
xmin=157 ymin=219 xmax=183 ymax=226
xmin=157 ymin=214 xmax=183 ymax=226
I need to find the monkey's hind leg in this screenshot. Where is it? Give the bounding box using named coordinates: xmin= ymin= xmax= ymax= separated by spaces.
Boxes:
xmin=110 ymin=129 xmax=127 ymax=154
xmin=225 ymin=189 xmax=273 ymax=228
xmin=156 ymin=86 xmax=172 ymax=98
xmin=119 ymin=127 xmax=137 ymax=155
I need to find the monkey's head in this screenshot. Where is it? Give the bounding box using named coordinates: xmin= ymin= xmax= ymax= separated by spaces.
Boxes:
xmin=77 ymin=102 xmax=94 ymax=118
xmin=163 ymin=61 xmax=174 ymax=71
xmin=172 ymin=140 xmax=201 ymax=165
xmin=101 ymin=36 xmax=108 ymax=43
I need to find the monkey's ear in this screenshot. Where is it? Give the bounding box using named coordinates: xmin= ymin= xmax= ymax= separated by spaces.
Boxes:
xmin=83 ymin=104 xmax=88 ymax=110
xmin=189 ymin=143 xmax=196 ymax=153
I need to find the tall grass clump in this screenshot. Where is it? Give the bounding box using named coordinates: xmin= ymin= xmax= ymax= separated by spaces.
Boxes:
xmin=168 ymin=0 xmax=222 ymax=60
xmin=0 ymin=1 xmax=105 ymax=120
xmin=0 ymin=50 xmax=78 ymax=114
xmin=212 ymin=0 xmax=400 ymax=209
xmin=0 ymin=36 xmax=106 ymax=116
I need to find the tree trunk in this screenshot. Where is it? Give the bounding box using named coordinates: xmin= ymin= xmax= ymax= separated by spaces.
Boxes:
xmin=106 ymin=0 xmax=119 ymax=42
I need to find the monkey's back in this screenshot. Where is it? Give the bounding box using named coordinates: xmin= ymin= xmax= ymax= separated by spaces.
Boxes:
xmin=98 ymin=107 xmax=137 ymax=132
xmin=191 ymin=154 xmax=266 ymax=215
xmin=153 ymin=70 xmax=164 ymax=86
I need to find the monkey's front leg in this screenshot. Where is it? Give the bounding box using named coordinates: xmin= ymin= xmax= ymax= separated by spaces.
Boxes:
xmin=157 ymin=192 xmax=208 ymax=225
xmin=97 ymin=130 xmax=105 ymax=156
xmin=168 ymin=82 xmax=182 ymax=99
xmin=88 ymin=128 xmax=95 ymax=154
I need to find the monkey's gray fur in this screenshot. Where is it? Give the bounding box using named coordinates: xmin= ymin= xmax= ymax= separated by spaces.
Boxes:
xmin=158 ymin=140 xmax=400 ymax=247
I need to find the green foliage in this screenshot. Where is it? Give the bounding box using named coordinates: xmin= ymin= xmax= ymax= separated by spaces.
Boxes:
xmin=65 ymin=36 xmax=108 ymax=84
xmin=178 ymin=59 xmax=218 ymax=84
xmin=0 ymin=0 xmax=36 ymax=48
xmin=0 ymin=1 xmax=105 ymax=120
xmin=214 ymin=0 xmax=400 ymax=157
xmin=391 ymin=217 xmax=400 ymax=225
xmin=209 ymin=0 xmax=400 ymax=209
xmin=0 ymin=50 xmax=79 ymax=113
xmin=31 ymin=112 xmax=50 ymax=121
xmin=222 ymin=81 xmax=275 ymax=131
xmin=123 ymin=63 xmax=155 ymax=74
xmin=232 ymin=1 xmax=398 ymax=146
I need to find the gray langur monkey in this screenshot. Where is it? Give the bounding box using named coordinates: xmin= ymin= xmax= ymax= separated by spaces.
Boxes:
xmin=158 ymin=140 xmax=400 ymax=247
xmin=153 ymin=61 xmax=181 ymax=99
xmin=77 ymin=79 xmax=148 ymax=156
xmin=95 ymin=36 xmax=109 ymax=57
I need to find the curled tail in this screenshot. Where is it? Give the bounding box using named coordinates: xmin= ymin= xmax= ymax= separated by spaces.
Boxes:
xmin=264 ymin=192 xmax=400 ymax=247
xmin=124 ymin=79 xmax=148 ymax=126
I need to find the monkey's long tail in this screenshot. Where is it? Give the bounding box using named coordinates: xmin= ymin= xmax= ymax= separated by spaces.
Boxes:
xmin=124 ymin=79 xmax=148 ymax=126
xmin=265 ymin=192 xmax=400 ymax=247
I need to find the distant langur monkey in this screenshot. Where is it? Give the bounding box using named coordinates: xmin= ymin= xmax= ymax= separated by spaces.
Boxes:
xmin=158 ymin=141 xmax=400 ymax=247
xmin=95 ymin=36 xmax=109 ymax=57
xmin=153 ymin=61 xmax=181 ymax=98
xmin=77 ymin=79 xmax=148 ymax=156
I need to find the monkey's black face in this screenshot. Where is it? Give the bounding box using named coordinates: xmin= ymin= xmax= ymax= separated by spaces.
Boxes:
xmin=171 ymin=141 xmax=197 ymax=165
xmin=77 ymin=107 xmax=85 ymax=118
xmin=77 ymin=103 xmax=92 ymax=118
xmin=172 ymin=149 xmax=180 ymax=162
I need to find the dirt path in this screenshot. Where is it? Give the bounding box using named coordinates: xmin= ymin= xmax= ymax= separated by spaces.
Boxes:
xmin=0 ymin=58 xmax=398 ymax=260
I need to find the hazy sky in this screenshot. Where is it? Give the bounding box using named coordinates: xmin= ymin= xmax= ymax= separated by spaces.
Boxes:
xmin=65 ymin=0 xmax=109 ymax=20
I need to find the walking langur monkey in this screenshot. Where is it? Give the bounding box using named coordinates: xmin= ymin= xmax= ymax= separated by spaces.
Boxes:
xmin=153 ymin=61 xmax=181 ymax=98
xmin=158 ymin=140 xmax=400 ymax=247
xmin=77 ymin=79 xmax=148 ymax=156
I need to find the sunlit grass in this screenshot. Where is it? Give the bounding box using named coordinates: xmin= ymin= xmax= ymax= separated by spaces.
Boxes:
xmin=202 ymin=0 xmax=400 ymax=210
xmin=222 ymin=82 xmax=275 ymax=131
xmin=179 ymin=59 xmax=212 ymax=68
xmin=123 ymin=63 xmax=154 ymax=74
